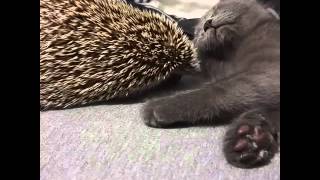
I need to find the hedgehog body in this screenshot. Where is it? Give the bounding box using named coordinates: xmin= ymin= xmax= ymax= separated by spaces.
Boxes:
xmin=40 ymin=0 xmax=199 ymax=110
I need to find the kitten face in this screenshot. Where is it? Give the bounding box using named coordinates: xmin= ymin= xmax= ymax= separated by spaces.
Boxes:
xmin=193 ymin=0 xmax=272 ymax=59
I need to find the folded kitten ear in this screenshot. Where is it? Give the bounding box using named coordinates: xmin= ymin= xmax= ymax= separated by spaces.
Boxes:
xmin=266 ymin=8 xmax=280 ymax=20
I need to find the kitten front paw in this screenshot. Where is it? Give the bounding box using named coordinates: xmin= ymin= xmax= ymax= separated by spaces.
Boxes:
xmin=224 ymin=122 xmax=279 ymax=168
xmin=142 ymin=99 xmax=179 ymax=128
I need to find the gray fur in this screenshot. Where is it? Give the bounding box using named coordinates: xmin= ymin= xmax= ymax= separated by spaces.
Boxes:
xmin=142 ymin=0 xmax=280 ymax=168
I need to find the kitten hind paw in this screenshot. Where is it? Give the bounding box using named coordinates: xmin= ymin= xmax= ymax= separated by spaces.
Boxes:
xmin=224 ymin=123 xmax=279 ymax=168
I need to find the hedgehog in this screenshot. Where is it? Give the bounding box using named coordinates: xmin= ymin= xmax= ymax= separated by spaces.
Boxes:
xmin=40 ymin=0 xmax=200 ymax=110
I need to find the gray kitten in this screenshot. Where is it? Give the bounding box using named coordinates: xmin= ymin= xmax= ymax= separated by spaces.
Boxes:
xmin=142 ymin=0 xmax=280 ymax=168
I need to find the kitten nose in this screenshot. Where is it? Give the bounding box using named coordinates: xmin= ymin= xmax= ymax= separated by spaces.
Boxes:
xmin=203 ymin=19 xmax=212 ymax=32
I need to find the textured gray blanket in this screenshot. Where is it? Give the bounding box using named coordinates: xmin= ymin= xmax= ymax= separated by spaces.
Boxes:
xmin=40 ymin=105 xmax=280 ymax=180
xmin=40 ymin=76 xmax=280 ymax=180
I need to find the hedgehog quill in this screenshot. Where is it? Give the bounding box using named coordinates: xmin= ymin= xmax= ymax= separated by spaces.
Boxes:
xmin=40 ymin=0 xmax=200 ymax=110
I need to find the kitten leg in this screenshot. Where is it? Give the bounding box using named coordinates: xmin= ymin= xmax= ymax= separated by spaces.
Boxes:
xmin=142 ymin=70 xmax=279 ymax=128
xmin=223 ymin=108 xmax=279 ymax=168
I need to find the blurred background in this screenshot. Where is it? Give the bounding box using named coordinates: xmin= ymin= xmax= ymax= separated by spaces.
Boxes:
xmin=145 ymin=0 xmax=219 ymax=18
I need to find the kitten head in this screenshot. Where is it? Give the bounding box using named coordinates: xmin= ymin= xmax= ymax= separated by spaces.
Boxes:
xmin=193 ymin=0 xmax=277 ymax=59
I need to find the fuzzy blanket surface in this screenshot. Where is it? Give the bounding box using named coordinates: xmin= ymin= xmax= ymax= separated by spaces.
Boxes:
xmin=40 ymin=77 xmax=280 ymax=180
